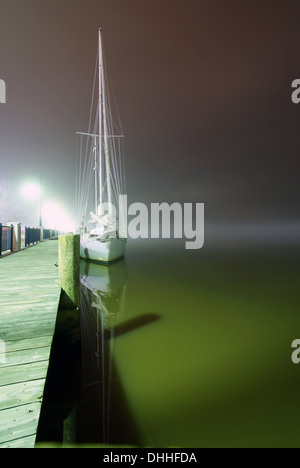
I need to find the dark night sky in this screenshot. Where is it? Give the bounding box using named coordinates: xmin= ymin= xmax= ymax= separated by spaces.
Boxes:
xmin=0 ymin=0 xmax=300 ymax=235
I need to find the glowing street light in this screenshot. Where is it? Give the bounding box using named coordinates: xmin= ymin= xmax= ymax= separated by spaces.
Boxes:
xmin=21 ymin=177 xmax=42 ymax=227
xmin=42 ymin=200 xmax=76 ymax=233
xmin=21 ymin=179 xmax=75 ymax=233
xmin=21 ymin=182 xmax=41 ymax=201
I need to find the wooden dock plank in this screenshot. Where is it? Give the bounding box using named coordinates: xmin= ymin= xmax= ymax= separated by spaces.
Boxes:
xmin=5 ymin=336 xmax=53 ymax=353
xmin=0 ymin=362 xmax=48 ymax=387
xmin=0 ymin=403 xmax=41 ymax=445
xmin=0 ymin=346 xmax=51 ymax=368
xmin=0 ymin=241 xmax=61 ymax=448
xmin=0 ymin=380 xmax=45 ymax=411
xmin=0 ymin=303 xmax=60 ymax=320
xmin=0 ymin=434 xmax=36 ymax=448
xmin=0 ymin=325 xmax=56 ymax=342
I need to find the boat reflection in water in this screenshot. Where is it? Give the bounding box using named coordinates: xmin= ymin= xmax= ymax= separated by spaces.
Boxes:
xmin=80 ymin=258 xmax=128 ymax=343
xmin=78 ymin=259 xmax=138 ymax=446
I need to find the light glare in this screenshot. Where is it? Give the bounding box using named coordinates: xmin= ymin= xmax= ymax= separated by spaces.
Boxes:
xmin=21 ymin=182 xmax=41 ymax=201
xmin=42 ymin=200 xmax=75 ymax=233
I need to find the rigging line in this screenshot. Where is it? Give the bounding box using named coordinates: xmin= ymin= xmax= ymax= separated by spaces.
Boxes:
xmin=104 ymin=55 xmax=124 ymax=137
xmin=106 ymin=110 xmax=122 ymax=199
xmin=78 ymin=135 xmax=85 ymax=224
xmin=101 ymin=45 xmax=125 ymax=205
xmin=114 ymin=137 xmax=124 ymax=196
xmin=75 ymin=134 xmax=79 ymax=226
xmin=80 ymin=143 xmax=95 ymax=220
xmin=77 ymin=134 xmax=87 ymax=226
xmin=80 ymin=136 xmax=90 ymax=215
xmin=79 ymin=103 xmax=96 ymax=219
xmin=110 ymin=150 xmax=121 ymax=200
xmin=109 ymin=152 xmax=120 ymax=198
xmin=78 ymin=48 xmax=99 ymax=220
xmin=78 ymin=35 xmax=126 ymax=224
xmin=111 ymin=149 xmax=121 ymax=199
xmin=77 ymin=136 xmax=82 ymax=216
xmin=87 ymin=48 xmax=99 ymax=138
xmin=79 ymin=143 xmax=90 ymax=219
xmin=80 ymin=138 xmax=91 ymax=207
xmin=102 ymin=46 xmax=123 ymax=200
xmin=120 ymin=139 xmax=126 ymax=195
xmin=110 ymin=119 xmax=124 ymax=197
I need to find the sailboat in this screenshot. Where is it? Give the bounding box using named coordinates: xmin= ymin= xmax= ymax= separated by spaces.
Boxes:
xmin=77 ymin=27 xmax=127 ymax=264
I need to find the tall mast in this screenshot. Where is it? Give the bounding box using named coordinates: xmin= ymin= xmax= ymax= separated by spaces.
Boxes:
xmin=99 ymin=27 xmax=113 ymax=221
xmin=98 ymin=27 xmax=103 ymax=208
xmin=93 ymin=136 xmax=98 ymax=214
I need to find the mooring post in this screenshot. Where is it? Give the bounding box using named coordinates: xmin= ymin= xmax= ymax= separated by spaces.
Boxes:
xmin=58 ymin=233 xmax=80 ymax=309
xmin=11 ymin=223 xmax=21 ymax=252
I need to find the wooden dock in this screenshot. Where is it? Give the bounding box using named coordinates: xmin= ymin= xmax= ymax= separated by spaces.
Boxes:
xmin=0 ymin=240 xmax=61 ymax=448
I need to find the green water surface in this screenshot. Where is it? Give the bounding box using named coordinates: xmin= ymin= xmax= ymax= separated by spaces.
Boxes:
xmin=103 ymin=240 xmax=300 ymax=448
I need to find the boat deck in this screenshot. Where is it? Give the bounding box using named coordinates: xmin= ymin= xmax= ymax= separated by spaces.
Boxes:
xmin=0 ymin=241 xmax=61 ymax=448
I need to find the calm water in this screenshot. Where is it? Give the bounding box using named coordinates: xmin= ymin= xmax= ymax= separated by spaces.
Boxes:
xmin=38 ymin=238 xmax=300 ymax=448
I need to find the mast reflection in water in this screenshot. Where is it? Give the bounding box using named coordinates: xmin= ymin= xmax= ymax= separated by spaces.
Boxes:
xmin=78 ymin=259 xmax=140 ymax=446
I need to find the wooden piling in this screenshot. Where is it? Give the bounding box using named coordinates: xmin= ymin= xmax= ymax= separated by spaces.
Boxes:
xmin=58 ymin=234 xmax=80 ymax=309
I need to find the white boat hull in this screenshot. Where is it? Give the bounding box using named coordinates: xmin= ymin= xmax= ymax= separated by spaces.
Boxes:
xmin=80 ymin=235 xmax=127 ymax=264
